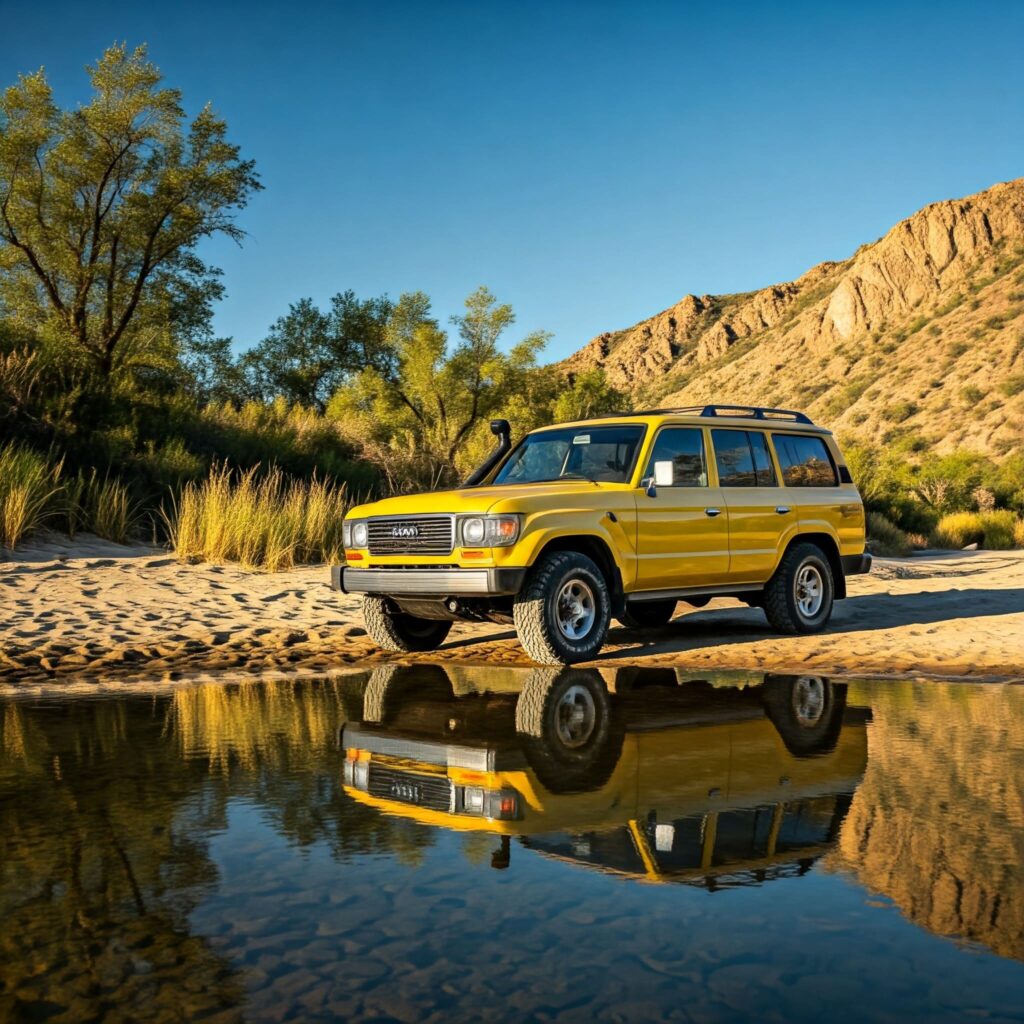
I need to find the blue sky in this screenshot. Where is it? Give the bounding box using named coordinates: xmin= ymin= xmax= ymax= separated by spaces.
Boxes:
xmin=4 ymin=0 xmax=1023 ymax=360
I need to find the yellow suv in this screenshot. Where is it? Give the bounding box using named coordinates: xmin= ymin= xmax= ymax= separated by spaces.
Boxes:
xmin=332 ymin=405 xmax=870 ymax=664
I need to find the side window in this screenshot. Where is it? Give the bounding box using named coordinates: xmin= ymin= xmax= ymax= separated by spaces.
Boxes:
xmin=642 ymin=428 xmax=707 ymax=487
xmin=773 ymin=434 xmax=838 ymax=487
xmin=711 ymin=430 xmax=776 ymax=487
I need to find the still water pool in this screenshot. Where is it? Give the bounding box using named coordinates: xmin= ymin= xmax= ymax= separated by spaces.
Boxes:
xmin=1 ymin=666 xmax=1022 ymax=1022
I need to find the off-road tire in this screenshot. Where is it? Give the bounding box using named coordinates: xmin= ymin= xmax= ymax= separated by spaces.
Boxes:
xmin=514 ymin=668 xmax=623 ymax=794
xmin=362 ymin=595 xmax=452 ymax=653
xmin=513 ymin=551 xmax=611 ymax=665
xmin=763 ymin=542 xmax=835 ymax=635
xmin=617 ymin=598 xmax=677 ymax=629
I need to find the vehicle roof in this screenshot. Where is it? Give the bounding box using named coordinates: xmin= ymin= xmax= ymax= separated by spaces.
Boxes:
xmin=531 ymin=405 xmax=833 ymax=436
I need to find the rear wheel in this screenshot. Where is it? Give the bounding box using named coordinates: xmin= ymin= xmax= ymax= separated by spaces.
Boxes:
xmin=763 ymin=543 xmax=835 ymax=634
xmin=513 ymin=552 xmax=611 ymax=664
xmin=617 ymin=598 xmax=677 ymax=629
xmin=762 ymin=675 xmax=847 ymax=756
xmin=362 ymin=595 xmax=452 ymax=653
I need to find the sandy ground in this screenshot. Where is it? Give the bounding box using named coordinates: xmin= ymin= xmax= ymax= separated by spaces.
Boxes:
xmin=2 ymin=533 xmax=1024 ymax=693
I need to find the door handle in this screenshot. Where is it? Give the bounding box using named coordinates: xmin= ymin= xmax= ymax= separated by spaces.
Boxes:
xmin=775 ymin=506 xmax=791 ymax=515
xmin=705 ymin=507 xmax=722 ymax=517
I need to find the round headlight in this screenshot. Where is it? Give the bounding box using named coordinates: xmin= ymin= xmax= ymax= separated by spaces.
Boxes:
xmin=352 ymin=521 xmax=368 ymax=548
xmin=462 ymin=517 xmax=485 ymax=545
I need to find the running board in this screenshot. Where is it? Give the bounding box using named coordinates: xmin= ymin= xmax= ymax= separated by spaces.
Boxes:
xmin=628 ymin=582 xmax=761 ymax=603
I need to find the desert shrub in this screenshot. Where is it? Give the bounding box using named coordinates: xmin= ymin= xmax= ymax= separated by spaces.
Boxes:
xmin=931 ymin=512 xmax=985 ymax=549
xmin=163 ymin=463 xmax=351 ymax=571
xmin=882 ymin=400 xmax=917 ymax=422
xmin=1014 ymin=518 xmax=1024 ymax=549
xmin=978 ymin=509 xmax=1019 ymax=550
xmin=0 ymin=443 xmax=64 ymax=549
xmin=960 ymin=385 xmax=984 ymax=404
xmin=999 ymin=375 xmax=1024 ymax=397
xmin=867 ymin=512 xmax=911 ymax=556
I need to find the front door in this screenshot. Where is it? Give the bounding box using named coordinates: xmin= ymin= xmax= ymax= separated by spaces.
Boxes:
xmin=710 ymin=428 xmax=793 ymax=583
xmin=635 ymin=426 xmax=730 ymax=590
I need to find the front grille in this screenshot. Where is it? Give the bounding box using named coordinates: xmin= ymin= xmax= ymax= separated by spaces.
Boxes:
xmin=367 ymin=515 xmax=454 ymax=556
xmin=367 ymin=764 xmax=452 ymax=811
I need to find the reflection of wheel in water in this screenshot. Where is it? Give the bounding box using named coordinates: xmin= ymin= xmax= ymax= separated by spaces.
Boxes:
xmin=762 ymin=675 xmax=847 ymax=756
xmin=362 ymin=664 xmax=454 ymax=724
xmin=515 ymin=668 xmax=624 ymax=794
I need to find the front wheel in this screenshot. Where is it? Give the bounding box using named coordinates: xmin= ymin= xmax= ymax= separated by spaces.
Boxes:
xmin=763 ymin=543 xmax=835 ymax=634
xmin=362 ymin=596 xmax=452 ymax=653
xmin=513 ymin=552 xmax=611 ymax=665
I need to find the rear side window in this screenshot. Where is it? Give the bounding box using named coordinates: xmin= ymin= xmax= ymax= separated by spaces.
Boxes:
xmin=642 ymin=428 xmax=707 ymax=486
xmin=711 ymin=430 xmax=777 ymax=487
xmin=773 ymin=434 xmax=838 ymax=487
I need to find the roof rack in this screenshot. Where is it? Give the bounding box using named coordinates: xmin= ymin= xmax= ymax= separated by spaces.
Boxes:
xmin=588 ymin=405 xmax=815 ymax=425
xmin=670 ymin=405 xmax=815 ymax=424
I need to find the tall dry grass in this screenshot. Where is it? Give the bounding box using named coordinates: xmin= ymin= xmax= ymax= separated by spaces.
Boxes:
xmin=0 ymin=443 xmax=64 ymax=548
xmin=163 ymin=463 xmax=351 ymax=570
xmin=931 ymin=509 xmax=1024 ymax=550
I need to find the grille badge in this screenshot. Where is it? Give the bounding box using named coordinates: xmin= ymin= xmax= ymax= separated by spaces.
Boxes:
xmin=390 ymin=524 xmax=420 ymax=539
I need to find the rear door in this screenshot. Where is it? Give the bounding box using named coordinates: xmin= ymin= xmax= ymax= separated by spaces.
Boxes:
xmin=710 ymin=429 xmax=793 ymax=583
xmin=770 ymin=432 xmax=859 ymax=548
xmin=634 ymin=426 xmax=730 ymax=590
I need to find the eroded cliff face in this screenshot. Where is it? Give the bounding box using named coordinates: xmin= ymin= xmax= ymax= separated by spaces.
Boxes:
xmin=564 ymin=179 xmax=1024 ymax=453
xmin=829 ymin=682 xmax=1024 ymax=962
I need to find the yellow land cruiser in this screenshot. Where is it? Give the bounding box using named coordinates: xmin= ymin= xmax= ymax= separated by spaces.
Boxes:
xmin=332 ymin=405 xmax=870 ymax=664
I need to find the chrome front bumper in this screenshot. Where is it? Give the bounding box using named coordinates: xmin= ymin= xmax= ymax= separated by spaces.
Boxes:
xmin=332 ymin=565 xmax=527 ymax=597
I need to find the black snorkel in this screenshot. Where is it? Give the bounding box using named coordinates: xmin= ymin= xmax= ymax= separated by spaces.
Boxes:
xmin=461 ymin=419 xmax=512 ymax=487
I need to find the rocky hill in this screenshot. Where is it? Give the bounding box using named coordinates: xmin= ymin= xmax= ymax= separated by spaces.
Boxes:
xmin=563 ymin=178 xmax=1024 ymax=453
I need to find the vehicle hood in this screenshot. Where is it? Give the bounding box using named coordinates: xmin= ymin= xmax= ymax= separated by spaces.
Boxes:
xmin=348 ymin=481 xmax=623 ymax=518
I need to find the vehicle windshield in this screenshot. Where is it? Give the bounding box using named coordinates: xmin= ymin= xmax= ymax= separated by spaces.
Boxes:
xmin=492 ymin=425 xmax=646 ymax=485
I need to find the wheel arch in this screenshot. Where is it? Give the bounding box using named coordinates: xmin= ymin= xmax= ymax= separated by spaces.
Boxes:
xmin=530 ymin=533 xmax=626 ymax=614
xmin=787 ymin=531 xmax=846 ymax=599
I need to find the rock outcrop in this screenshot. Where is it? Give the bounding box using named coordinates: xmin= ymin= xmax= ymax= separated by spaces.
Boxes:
xmin=563 ymin=178 xmax=1024 ymax=454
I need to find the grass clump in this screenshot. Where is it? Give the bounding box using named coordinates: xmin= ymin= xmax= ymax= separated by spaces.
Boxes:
xmin=867 ymin=512 xmax=911 ymax=556
xmin=0 ymin=443 xmax=64 ymax=549
xmin=930 ymin=510 xmax=1024 ymax=549
xmin=164 ymin=464 xmax=351 ymax=571
xmin=932 ymin=511 xmax=985 ymax=548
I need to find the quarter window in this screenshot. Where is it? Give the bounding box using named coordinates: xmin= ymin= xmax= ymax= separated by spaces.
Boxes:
xmin=642 ymin=428 xmax=707 ymax=487
xmin=773 ymin=434 xmax=838 ymax=487
xmin=711 ymin=430 xmax=777 ymax=487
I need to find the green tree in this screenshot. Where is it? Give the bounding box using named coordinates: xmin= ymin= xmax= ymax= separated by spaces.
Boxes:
xmin=551 ymin=368 xmax=625 ymax=422
xmin=241 ymin=290 xmax=393 ymax=411
xmin=0 ymin=43 xmax=259 ymax=385
xmin=329 ymin=287 xmax=549 ymax=488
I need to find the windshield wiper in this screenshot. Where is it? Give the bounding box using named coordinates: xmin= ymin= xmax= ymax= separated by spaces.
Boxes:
xmin=534 ymin=472 xmax=600 ymax=485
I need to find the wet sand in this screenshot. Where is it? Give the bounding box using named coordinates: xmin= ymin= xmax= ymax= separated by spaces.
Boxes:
xmin=2 ymin=534 xmax=1023 ymax=692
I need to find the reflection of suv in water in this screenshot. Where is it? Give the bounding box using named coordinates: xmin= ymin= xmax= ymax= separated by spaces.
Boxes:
xmin=340 ymin=667 xmax=869 ymax=884
xmin=332 ymin=406 xmax=870 ymax=664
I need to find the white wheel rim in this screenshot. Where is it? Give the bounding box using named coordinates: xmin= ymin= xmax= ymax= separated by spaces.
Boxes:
xmin=555 ymin=684 xmax=597 ymax=748
xmin=795 ymin=563 xmax=824 ymax=618
xmin=792 ymin=676 xmax=826 ymax=726
xmin=555 ymin=579 xmax=596 ymax=640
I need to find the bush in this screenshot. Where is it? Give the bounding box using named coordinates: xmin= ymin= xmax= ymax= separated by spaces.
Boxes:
xmin=931 ymin=511 xmax=985 ymax=549
xmin=163 ymin=463 xmax=352 ymax=571
xmin=930 ymin=510 xmax=1024 ymax=549
xmin=0 ymin=443 xmax=64 ymax=549
xmin=979 ymin=509 xmax=1018 ymax=550
xmin=867 ymin=512 xmax=911 ymax=556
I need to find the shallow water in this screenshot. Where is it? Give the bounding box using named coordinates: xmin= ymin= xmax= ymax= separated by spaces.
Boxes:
xmin=1 ymin=667 xmax=1022 ymax=1022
